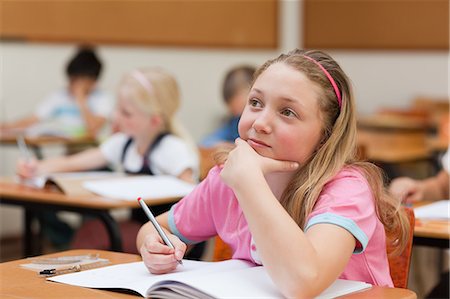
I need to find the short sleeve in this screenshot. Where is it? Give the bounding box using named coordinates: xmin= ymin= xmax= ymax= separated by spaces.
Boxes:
xmin=305 ymin=168 xmax=377 ymax=254
xmin=88 ymin=89 xmax=114 ymax=118
xmin=442 ymin=150 xmax=449 ymax=173
xmin=151 ymin=136 xmax=199 ymax=178
xmin=99 ymin=133 xmax=128 ymax=166
xmin=35 ymin=91 xmax=65 ymax=121
xmin=168 ymin=168 xmax=220 ymax=244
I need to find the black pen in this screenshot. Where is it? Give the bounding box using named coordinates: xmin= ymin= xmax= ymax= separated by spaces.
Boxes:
xmin=137 ymin=197 xmax=183 ymax=265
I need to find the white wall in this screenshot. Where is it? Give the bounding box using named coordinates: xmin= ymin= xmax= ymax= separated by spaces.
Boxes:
xmin=0 ymin=1 xmax=448 ymax=237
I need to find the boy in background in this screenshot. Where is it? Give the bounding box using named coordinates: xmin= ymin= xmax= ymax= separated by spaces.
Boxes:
xmin=1 ymin=46 xmax=113 ymax=139
xmin=200 ymin=65 xmax=255 ymax=147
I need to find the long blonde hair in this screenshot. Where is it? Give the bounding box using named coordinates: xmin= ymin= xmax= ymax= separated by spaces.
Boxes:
xmin=118 ymin=68 xmax=197 ymax=153
xmin=228 ymin=49 xmax=408 ymax=255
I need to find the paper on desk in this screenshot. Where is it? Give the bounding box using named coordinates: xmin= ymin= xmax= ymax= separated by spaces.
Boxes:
xmin=414 ymin=200 xmax=450 ymax=220
xmin=15 ymin=171 xmax=123 ymax=195
xmin=82 ymin=175 xmax=196 ymax=201
xmin=48 ymin=259 xmax=371 ymax=299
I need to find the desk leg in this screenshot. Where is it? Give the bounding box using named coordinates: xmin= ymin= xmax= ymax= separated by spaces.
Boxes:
xmin=24 ymin=209 xmax=35 ymax=257
xmin=97 ymin=212 xmax=123 ymax=252
xmin=414 ymin=237 xmax=450 ymax=249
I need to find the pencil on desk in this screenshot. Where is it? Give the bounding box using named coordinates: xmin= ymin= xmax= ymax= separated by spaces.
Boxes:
xmin=39 ymin=259 xmax=110 ymax=276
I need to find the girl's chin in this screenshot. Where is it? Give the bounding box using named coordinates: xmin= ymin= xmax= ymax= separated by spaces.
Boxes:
xmin=252 ymin=147 xmax=275 ymax=159
xmin=252 ymin=148 xmax=299 ymax=164
xmin=119 ymin=128 xmax=133 ymax=135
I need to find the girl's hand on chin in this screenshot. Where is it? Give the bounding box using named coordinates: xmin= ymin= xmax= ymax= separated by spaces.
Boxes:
xmin=220 ymin=138 xmax=299 ymax=189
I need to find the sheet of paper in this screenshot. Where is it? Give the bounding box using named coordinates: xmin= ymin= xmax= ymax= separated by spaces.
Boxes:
xmin=49 ymin=259 xmax=251 ymax=297
xmin=163 ymin=266 xmax=371 ymax=299
xmin=82 ymin=175 xmax=196 ymax=201
xmin=414 ymin=200 xmax=450 ymax=220
xmin=48 ymin=259 xmax=371 ymax=299
xmin=161 ymin=265 xmax=282 ymax=298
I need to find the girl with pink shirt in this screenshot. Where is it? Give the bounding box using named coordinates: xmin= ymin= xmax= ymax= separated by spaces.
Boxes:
xmin=136 ymin=49 xmax=410 ymax=298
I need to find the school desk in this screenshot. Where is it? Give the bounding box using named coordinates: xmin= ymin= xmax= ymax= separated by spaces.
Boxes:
xmin=413 ymin=201 xmax=450 ymax=249
xmin=357 ymin=113 xmax=447 ymax=165
xmin=427 ymin=136 xmax=448 ymax=154
xmin=357 ymin=125 xmax=431 ymax=164
xmin=0 ymin=134 xmax=97 ymax=159
xmin=0 ymin=179 xmax=182 ymax=257
xmin=0 ymin=249 xmax=417 ymax=299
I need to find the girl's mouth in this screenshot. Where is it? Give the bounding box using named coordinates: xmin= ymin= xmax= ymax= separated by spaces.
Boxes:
xmin=247 ymin=138 xmax=271 ymax=148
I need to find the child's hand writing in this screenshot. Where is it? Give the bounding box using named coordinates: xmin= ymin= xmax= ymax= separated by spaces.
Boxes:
xmin=389 ymin=177 xmax=424 ymax=204
xmin=140 ymin=232 xmax=186 ymax=274
xmin=16 ymin=158 xmax=40 ymax=179
xmin=220 ymin=138 xmax=298 ymax=190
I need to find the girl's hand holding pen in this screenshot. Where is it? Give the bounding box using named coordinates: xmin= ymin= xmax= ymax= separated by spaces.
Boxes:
xmin=140 ymin=232 xmax=186 ymax=274
xmin=16 ymin=158 xmax=40 ymax=179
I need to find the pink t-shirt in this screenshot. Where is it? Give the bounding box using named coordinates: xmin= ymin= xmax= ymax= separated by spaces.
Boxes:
xmin=168 ymin=166 xmax=393 ymax=287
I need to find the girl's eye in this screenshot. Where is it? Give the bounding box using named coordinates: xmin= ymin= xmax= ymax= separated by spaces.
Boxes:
xmin=281 ymin=108 xmax=297 ymax=118
xmin=248 ymin=98 xmax=262 ymax=108
xmin=120 ymin=108 xmax=131 ymax=117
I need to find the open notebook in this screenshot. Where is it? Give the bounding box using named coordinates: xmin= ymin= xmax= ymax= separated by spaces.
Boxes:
xmin=414 ymin=200 xmax=450 ymax=220
xmin=18 ymin=171 xmax=124 ymax=196
xmin=48 ymin=259 xmax=372 ymax=299
xmin=19 ymin=172 xmax=196 ymax=200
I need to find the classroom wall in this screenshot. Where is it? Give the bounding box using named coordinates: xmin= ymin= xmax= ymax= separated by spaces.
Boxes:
xmin=0 ymin=1 xmax=448 ymax=237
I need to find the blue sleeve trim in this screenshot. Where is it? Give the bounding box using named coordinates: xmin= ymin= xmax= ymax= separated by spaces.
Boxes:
xmin=167 ymin=205 xmax=198 ymax=245
xmin=305 ymin=213 xmax=368 ymax=254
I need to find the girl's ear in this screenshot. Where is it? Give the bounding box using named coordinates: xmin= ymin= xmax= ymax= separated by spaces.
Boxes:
xmin=150 ymin=114 xmax=164 ymax=128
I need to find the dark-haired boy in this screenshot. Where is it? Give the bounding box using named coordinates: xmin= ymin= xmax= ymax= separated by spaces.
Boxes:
xmin=200 ymin=65 xmax=255 ymax=147
xmin=1 ymin=46 xmax=113 ymax=138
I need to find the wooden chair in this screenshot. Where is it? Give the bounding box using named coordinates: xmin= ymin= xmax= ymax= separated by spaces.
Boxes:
xmin=198 ymin=144 xmax=235 ymax=180
xmin=386 ymin=207 xmax=415 ymax=289
xmin=212 ymin=236 xmax=233 ymax=262
xmin=212 ymin=207 xmax=415 ymax=289
xmin=198 ymin=147 xmax=217 ymax=181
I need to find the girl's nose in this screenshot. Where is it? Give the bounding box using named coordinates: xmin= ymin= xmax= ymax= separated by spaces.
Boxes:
xmin=252 ymin=111 xmax=272 ymax=134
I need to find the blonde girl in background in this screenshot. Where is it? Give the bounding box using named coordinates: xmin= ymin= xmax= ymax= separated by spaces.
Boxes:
xmin=136 ymin=49 xmax=410 ymax=298
xmin=18 ymin=67 xmax=197 ymax=183
xmin=17 ymin=68 xmax=198 ymax=252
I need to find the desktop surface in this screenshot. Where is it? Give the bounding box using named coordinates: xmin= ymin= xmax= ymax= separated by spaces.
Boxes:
xmin=0 ymin=249 xmax=417 ymax=299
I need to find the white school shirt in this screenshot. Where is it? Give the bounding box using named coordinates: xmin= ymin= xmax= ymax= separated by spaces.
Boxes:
xmin=34 ymin=88 xmax=113 ymax=136
xmin=442 ymin=150 xmax=449 ymax=173
xmin=100 ymin=132 xmax=199 ymax=178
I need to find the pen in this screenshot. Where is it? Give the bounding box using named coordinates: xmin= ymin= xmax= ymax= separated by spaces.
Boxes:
xmin=137 ymin=197 xmax=183 ymax=265
xmin=17 ymin=134 xmax=32 ymax=162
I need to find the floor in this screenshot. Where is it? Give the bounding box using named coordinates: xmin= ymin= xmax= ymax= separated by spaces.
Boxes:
xmin=0 ymin=234 xmax=59 ymax=263
xmin=0 ymin=235 xmax=23 ymax=262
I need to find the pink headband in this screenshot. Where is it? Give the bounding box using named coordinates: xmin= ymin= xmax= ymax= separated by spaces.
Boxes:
xmin=303 ymin=55 xmax=342 ymax=108
xmin=131 ymin=70 xmax=153 ymax=95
